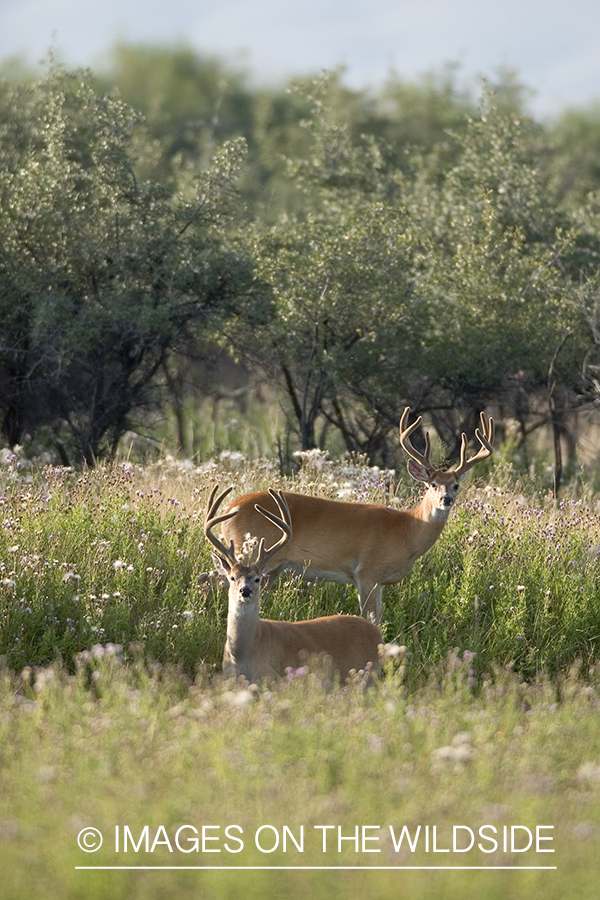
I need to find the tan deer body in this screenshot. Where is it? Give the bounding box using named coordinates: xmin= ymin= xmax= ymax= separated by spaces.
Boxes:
xmin=222 ymin=409 xmax=494 ymax=623
xmin=224 ymin=604 xmax=382 ymax=682
xmin=205 ymin=487 xmax=382 ymax=683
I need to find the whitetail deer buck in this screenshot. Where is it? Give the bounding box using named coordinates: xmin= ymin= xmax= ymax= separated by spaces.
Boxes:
xmin=221 ymin=408 xmax=494 ymax=624
xmin=205 ymin=485 xmax=382 ymax=683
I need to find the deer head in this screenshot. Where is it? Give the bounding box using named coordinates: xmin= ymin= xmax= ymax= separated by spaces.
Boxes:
xmin=204 ymin=485 xmax=293 ymax=604
xmin=399 ymin=407 xmax=494 ymax=519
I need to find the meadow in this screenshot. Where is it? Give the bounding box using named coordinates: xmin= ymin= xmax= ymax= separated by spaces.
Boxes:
xmin=0 ymin=448 xmax=600 ymax=898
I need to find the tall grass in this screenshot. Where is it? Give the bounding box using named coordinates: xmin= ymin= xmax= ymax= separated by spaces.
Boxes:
xmin=1 ymin=654 xmax=599 ymax=899
xmin=1 ymin=451 xmax=600 ymax=898
xmin=0 ymin=451 xmax=599 ymax=681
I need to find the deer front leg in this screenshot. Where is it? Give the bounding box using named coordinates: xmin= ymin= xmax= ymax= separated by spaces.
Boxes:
xmin=357 ymin=580 xmax=382 ymax=624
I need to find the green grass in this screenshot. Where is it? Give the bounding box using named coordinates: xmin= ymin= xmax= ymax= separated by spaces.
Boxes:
xmin=1 ymin=454 xmax=599 ymax=682
xmin=1 ymin=452 xmax=600 ymax=898
xmin=1 ymin=655 xmax=599 ymax=899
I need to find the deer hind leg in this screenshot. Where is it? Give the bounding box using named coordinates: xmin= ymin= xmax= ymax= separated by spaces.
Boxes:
xmin=357 ymin=581 xmax=382 ymax=624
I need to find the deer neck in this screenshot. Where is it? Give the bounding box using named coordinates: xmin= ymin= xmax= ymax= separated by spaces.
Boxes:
xmin=411 ymin=488 xmax=452 ymax=530
xmin=226 ymin=595 xmax=260 ymax=666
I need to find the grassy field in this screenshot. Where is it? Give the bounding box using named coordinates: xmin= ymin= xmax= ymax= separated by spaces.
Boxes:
xmin=1 ymin=450 xmax=600 ymax=898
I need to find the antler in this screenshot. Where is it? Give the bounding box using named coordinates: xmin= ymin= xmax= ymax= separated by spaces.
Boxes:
xmin=400 ymin=407 xmax=494 ymax=478
xmin=205 ymin=485 xmax=293 ymax=574
xmin=204 ymin=484 xmax=238 ymax=571
xmin=254 ymin=489 xmax=293 ymax=570
xmin=399 ymin=406 xmax=435 ymax=476
xmin=452 ymin=412 xmax=495 ymax=478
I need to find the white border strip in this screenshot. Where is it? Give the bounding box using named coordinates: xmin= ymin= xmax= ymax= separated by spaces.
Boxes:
xmin=76 ymin=865 xmax=557 ymax=871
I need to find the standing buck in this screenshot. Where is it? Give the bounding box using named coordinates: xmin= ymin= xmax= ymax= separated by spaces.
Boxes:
xmin=221 ymin=408 xmax=494 ymax=623
xmin=205 ymin=485 xmax=382 ymax=682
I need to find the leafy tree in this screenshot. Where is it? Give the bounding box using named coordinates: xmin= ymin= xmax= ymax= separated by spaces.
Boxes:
xmin=403 ymin=92 xmax=591 ymax=453
xmin=547 ymin=102 xmax=600 ymax=207
xmin=0 ymin=63 xmax=261 ymax=464
xmin=245 ymin=79 xmax=598 ymax=469
xmin=240 ymin=78 xmax=424 ymax=460
xmin=95 ymin=43 xmax=255 ymax=170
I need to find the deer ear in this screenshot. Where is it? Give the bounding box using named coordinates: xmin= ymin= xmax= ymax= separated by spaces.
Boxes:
xmin=407 ymin=459 xmax=430 ymax=483
xmin=211 ymin=551 xmax=231 ymax=575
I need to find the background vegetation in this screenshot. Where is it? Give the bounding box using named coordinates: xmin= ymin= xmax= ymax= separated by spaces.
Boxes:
xmin=2 ymin=47 xmax=600 ymax=476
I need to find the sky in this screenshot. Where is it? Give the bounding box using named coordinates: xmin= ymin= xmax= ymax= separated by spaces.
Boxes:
xmin=0 ymin=0 xmax=599 ymax=118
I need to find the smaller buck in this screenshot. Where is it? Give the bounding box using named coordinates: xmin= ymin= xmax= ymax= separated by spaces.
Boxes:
xmin=205 ymin=485 xmax=382 ymax=683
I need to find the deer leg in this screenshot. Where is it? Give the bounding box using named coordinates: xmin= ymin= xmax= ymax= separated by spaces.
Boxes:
xmin=357 ymin=581 xmax=382 ymax=624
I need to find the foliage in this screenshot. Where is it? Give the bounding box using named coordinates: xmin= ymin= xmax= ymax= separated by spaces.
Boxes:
xmin=245 ymin=80 xmax=421 ymax=456
xmin=94 ymin=42 xmax=256 ymax=172
xmin=1 ymin=453 xmax=599 ymax=681
xmin=239 ymin=77 xmax=598 ymax=463
xmin=399 ymin=94 xmax=591 ymax=447
xmin=1 ymin=649 xmax=600 ymax=898
xmin=547 ymin=100 xmax=600 ymax=206
xmin=4 ymin=52 xmax=600 ymax=464
xmin=0 ymin=63 xmax=261 ymax=464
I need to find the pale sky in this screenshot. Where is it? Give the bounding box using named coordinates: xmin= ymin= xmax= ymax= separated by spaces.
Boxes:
xmin=0 ymin=0 xmax=599 ymax=117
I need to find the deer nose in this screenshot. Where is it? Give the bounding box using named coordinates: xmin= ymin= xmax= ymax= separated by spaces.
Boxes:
xmin=442 ymin=494 xmax=454 ymax=507
xmin=240 ymin=585 xmax=253 ymax=599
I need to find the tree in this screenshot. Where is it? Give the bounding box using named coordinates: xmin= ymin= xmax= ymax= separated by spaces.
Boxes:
xmin=95 ymin=43 xmax=255 ymax=171
xmin=0 ymin=63 xmax=262 ymax=464
xmin=245 ymin=79 xmax=598 ymax=468
xmin=547 ymin=102 xmax=600 ymax=207
xmin=425 ymin=96 xmax=590 ymax=448
xmin=244 ymin=77 xmax=425 ymax=459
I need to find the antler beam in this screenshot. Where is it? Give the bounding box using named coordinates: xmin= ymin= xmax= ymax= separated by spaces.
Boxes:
xmin=398 ymin=407 xmax=435 ymax=476
xmin=204 ymin=484 xmax=238 ymax=570
xmin=453 ymin=412 xmax=495 ymax=478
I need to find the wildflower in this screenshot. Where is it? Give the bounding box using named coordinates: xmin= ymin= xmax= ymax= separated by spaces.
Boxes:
xmin=576 ymin=762 xmax=600 ymax=786
xmin=241 ymin=533 xmax=259 ymax=563
xmin=221 ymin=689 xmax=255 ymax=708
xmin=380 ymin=643 xmax=405 ymax=660
xmin=367 ymin=734 xmax=386 ymax=754
xmin=219 ymin=450 xmax=246 ymax=470
xmin=62 ymin=571 xmax=81 ymax=584
xmin=432 ymin=733 xmax=476 ymax=768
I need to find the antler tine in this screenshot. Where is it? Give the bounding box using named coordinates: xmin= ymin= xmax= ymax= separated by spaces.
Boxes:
xmin=399 ymin=406 xmax=434 ymax=474
xmin=453 ymin=412 xmax=495 ymax=478
xmin=477 ymin=411 xmax=495 ymax=451
xmin=204 ymin=484 xmax=238 ymax=568
xmin=253 ymin=489 xmax=293 ymax=571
